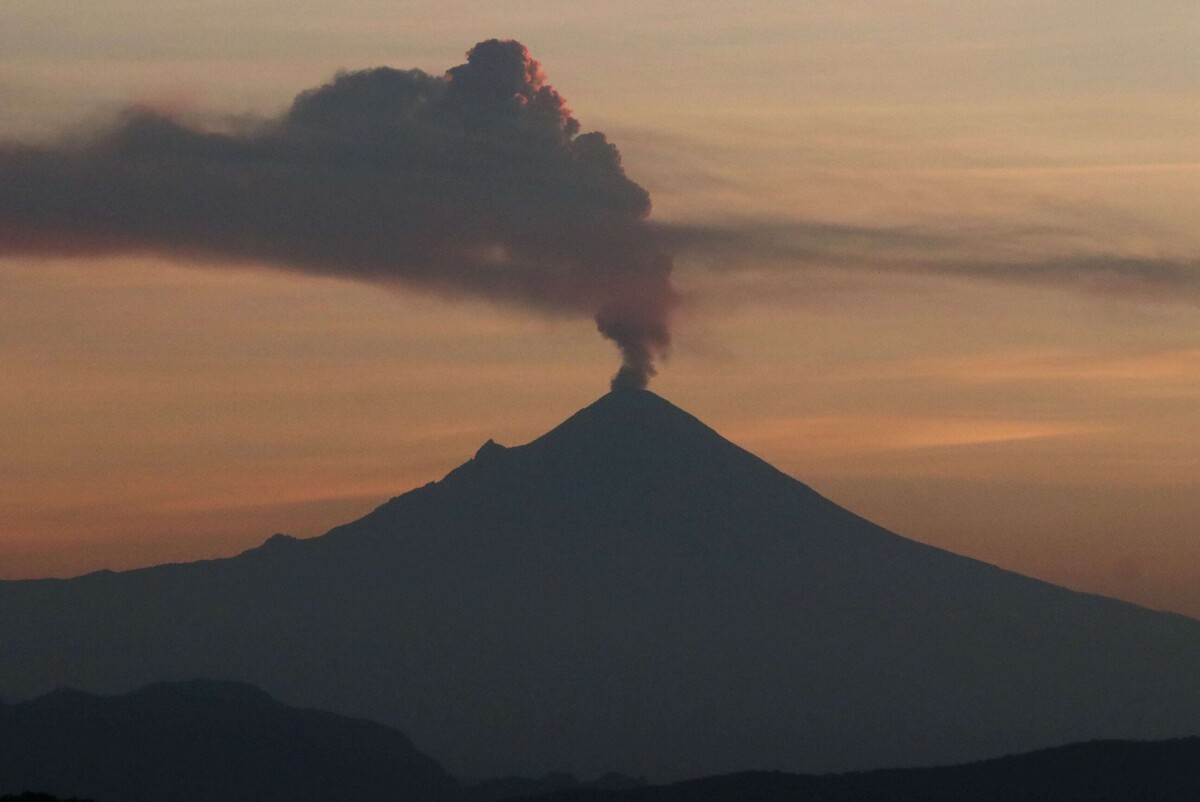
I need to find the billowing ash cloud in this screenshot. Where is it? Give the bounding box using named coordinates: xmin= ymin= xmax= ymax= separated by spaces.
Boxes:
xmin=0 ymin=39 xmax=676 ymax=390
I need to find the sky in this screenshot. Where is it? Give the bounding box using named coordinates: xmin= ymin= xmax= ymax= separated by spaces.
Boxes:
xmin=2 ymin=1 xmax=1199 ymax=617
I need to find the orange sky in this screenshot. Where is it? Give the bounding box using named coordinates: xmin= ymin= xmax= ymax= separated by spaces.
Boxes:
xmin=2 ymin=1 xmax=1198 ymax=618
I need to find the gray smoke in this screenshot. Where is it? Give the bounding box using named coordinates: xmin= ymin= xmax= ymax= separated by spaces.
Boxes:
xmin=0 ymin=39 xmax=677 ymax=389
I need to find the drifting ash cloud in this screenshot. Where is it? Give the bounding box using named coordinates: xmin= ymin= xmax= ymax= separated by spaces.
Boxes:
xmin=0 ymin=39 xmax=676 ymax=390
xmin=661 ymin=219 xmax=1200 ymax=307
xmin=3 ymin=40 xmax=1193 ymax=385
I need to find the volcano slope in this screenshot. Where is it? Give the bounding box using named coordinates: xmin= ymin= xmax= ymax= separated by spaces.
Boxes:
xmin=1 ymin=389 xmax=1198 ymax=781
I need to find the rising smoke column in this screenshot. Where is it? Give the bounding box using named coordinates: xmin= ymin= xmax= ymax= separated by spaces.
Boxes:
xmin=0 ymin=39 xmax=677 ymax=389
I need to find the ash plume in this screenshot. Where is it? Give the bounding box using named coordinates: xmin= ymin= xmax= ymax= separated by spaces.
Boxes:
xmin=0 ymin=39 xmax=677 ymax=389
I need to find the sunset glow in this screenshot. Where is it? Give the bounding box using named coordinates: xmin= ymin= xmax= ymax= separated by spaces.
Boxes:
xmin=2 ymin=1 xmax=1198 ymax=622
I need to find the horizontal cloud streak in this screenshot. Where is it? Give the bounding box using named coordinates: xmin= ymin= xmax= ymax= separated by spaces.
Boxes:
xmin=660 ymin=219 xmax=1200 ymax=305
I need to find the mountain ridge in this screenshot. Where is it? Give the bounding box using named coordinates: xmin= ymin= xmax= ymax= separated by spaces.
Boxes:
xmin=0 ymin=680 xmax=458 ymax=802
xmin=501 ymin=738 xmax=1200 ymax=802
xmin=1 ymin=389 xmax=1198 ymax=781
xmin=35 ymin=390 xmax=1192 ymax=625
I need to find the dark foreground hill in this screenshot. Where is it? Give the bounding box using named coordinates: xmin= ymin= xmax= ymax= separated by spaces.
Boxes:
xmin=0 ymin=681 xmax=458 ymax=802
xmin=4 ymin=738 xmax=1200 ymax=802
xmin=502 ymin=738 xmax=1200 ymax=802
xmin=1 ymin=389 xmax=1199 ymax=781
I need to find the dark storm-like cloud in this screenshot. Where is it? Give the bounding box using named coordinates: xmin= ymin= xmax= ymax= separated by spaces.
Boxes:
xmin=0 ymin=39 xmax=675 ymax=389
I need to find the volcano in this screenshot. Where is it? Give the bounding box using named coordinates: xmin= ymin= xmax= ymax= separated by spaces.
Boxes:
xmin=1 ymin=389 xmax=1198 ymax=781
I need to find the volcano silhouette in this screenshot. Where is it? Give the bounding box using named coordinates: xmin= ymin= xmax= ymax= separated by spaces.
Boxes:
xmin=2 ymin=389 xmax=1199 ymax=781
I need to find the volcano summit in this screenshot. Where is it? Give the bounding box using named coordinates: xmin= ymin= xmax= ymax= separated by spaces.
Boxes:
xmin=1 ymin=389 xmax=1198 ymax=781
